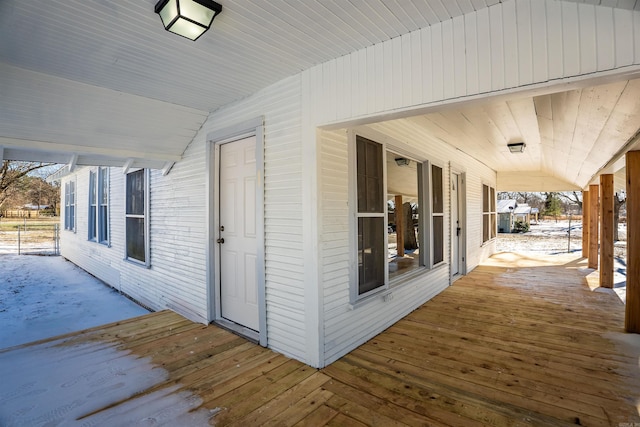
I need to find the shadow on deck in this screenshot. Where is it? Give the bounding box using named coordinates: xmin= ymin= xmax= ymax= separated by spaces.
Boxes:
xmin=1 ymin=253 xmax=638 ymax=426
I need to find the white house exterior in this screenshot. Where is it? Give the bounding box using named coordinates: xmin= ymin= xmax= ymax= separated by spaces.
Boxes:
xmin=18 ymin=0 xmax=640 ymax=367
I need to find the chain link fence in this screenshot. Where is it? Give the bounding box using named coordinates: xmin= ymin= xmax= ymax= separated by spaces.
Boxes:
xmin=0 ymin=218 xmax=60 ymax=256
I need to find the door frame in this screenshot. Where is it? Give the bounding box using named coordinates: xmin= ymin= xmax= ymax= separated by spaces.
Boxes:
xmin=450 ymin=164 xmax=467 ymax=283
xmin=206 ymin=116 xmax=267 ymax=346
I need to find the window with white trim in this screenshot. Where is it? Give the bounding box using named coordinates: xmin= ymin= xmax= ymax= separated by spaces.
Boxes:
xmin=482 ymin=184 xmax=496 ymax=243
xmin=64 ymin=180 xmax=75 ymax=231
xmin=89 ymin=168 xmax=109 ymax=244
xmin=353 ymin=135 xmax=440 ymax=301
xmin=125 ymin=169 xmax=149 ymax=265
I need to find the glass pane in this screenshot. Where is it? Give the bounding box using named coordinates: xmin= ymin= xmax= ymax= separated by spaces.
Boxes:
xmin=431 ymin=165 xmax=443 ymax=214
xmin=88 ymin=208 xmax=96 ymax=240
xmin=126 ymin=217 xmax=145 ymax=262
xmin=433 ymin=216 xmax=444 ymax=264
xmin=89 ymin=171 xmax=96 ymax=206
xmin=491 ymin=213 xmax=497 ymax=239
xmin=126 ymin=170 xmax=145 ymax=215
xmin=99 ymin=206 xmax=108 ymax=243
xmin=490 ymin=187 xmax=496 ymax=212
xmin=358 ymin=217 xmax=385 ymax=295
xmin=356 ymin=136 xmax=383 ymax=213
xmin=483 ymin=213 xmax=489 ymax=242
xmin=482 ymin=184 xmax=489 ymax=212
xmin=100 ymin=168 xmax=108 ymax=205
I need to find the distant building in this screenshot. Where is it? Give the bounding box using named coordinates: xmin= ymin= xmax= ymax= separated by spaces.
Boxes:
xmin=498 ymin=200 xmax=533 ymax=233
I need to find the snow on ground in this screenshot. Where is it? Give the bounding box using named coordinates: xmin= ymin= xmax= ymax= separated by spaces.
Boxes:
xmin=0 ymin=255 xmax=216 ymax=426
xmin=0 ymin=339 xmax=215 ymax=426
xmin=0 ymin=254 xmax=149 ymax=349
xmin=497 ymin=220 xmax=628 ymax=303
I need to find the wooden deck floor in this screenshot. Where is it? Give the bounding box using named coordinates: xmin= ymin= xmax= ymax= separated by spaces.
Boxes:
xmin=1 ymin=253 xmax=639 ymax=426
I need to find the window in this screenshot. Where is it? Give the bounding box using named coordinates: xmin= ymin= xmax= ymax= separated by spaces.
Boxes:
xmin=356 ymin=136 xmax=385 ymax=295
xmin=482 ymin=184 xmax=496 ymax=243
xmin=64 ymin=180 xmax=75 ymax=231
xmin=353 ymin=135 xmax=438 ymax=300
xmin=89 ymin=168 xmax=109 ymax=244
xmin=431 ymin=165 xmax=444 ymax=265
xmin=125 ymin=169 xmax=149 ymax=265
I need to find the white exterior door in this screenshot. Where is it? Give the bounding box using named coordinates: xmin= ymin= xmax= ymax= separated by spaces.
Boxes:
xmin=451 ymin=173 xmax=460 ymax=276
xmin=219 ymin=136 xmax=259 ymax=331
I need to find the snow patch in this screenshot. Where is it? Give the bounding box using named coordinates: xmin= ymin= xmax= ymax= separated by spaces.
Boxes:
xmin=0 ymin=255 xmax=149 ymax=349
xmin=0 ymin=340 xmax=213 ymax=426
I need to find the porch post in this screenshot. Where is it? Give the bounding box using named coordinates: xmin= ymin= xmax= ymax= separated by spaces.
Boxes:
xmin=588 ymin=184 xmax=599 ymax=269
xmin=395 ymin=195 xmax=404 ymax=258
xmin=582 ymin=190 xmax=589 ymax=259
xmin=626 ymin=151 xmax=640 ymax=333
xmin=599 ymin=174 xmax=614 ymax=288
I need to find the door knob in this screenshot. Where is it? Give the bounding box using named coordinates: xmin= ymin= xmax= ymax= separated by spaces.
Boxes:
xmin=217 ymin=238 xmax=225 ymax=244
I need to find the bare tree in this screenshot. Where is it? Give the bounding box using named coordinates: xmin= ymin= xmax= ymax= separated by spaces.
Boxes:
xmin=614 ymin=192 xmax=626 ymax=241
xmin=0 ymin=161 xmax=54 ymax=211
xmin=558 ymin=191 xmax=583 ymax=213
xmin=402 ymin=202 xmax=418 ymax=250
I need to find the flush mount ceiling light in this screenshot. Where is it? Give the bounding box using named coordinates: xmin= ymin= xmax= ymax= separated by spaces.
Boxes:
xmin=507 ymin=142 xmax=526 ymax=153
xmin=395 ymin=157 xmax=410 ymax=167
xmin=155 ymin=0 xmax=222 ymax=41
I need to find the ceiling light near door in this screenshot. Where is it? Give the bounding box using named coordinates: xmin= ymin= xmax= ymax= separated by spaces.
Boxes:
xmin=155 ymin=0 xmax=222 ymax=41
xmin=507 ymin=142 xmax=526 ymax=153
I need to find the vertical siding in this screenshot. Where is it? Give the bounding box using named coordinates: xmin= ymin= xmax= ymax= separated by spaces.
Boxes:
xmin=308 ymin=0 xmax=640 ymax=126
xmin=319 ymin=122 xmax=496 ymax=366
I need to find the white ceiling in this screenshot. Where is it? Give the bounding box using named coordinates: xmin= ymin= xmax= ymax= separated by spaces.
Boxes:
xmin=397 ymin=79 xmax=640 ymax=190
xmin=2 ymin=0 xmax=640 ymax=190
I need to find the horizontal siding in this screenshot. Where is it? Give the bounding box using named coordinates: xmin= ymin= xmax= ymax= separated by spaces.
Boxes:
xmin=203 ymin=75 xmax=307 ymax=362
xmin=61 ymin=139 xmax=210 ymax=323
xmin=307 ymin=0 xmax=640 ymax=127
xmin=319 ymin=120 xmax=497 ymax=365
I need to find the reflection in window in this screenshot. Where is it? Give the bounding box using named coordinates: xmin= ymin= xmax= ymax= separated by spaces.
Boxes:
xmin=387 ymin=154 xmax=422 ymax=280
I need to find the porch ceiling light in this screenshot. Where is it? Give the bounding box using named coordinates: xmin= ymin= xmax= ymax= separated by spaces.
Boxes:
xmin=155 ymin=0 xmax=222 ymax=41
xmin=395 ymin=157 xmax=410 ymax=166
xmin=507 ymin=142 xmax=526 ymax=153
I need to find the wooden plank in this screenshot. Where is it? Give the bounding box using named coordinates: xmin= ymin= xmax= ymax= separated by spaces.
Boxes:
xmin=5 ymin=250 xmax=640 ymax=426
xmin=589 ymin=184 xmax=599 ymax=269
xmin=293 ymin=404 xmax=338 ymax=426
xmin=627 ymin=151 xmax=640 ymax=332
xmin=232 ymin=372 xmax=332 ymax=427
xmin=582 ymin=190 xmax=590 ymax=259
xmin=600 ymin=174 xmax=615 ymax=288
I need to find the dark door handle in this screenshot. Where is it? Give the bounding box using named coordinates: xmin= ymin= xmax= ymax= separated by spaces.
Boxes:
xmin=456 ymin=227 xmax=461 ymax=236
xmin=217 ymin=238 xmax=225 ymax=244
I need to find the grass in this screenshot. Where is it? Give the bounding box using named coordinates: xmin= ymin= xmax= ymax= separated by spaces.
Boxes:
xmin=0 ymin=217 xmax=61 ymax=250
xmin=0 ymin=217 xmax=60 ymax=232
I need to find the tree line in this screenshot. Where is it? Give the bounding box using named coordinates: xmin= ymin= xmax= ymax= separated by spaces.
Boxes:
xmin=0 ymin=161 xmax=60 ymax=217
xmin=498 ymin=191 xmax=627 ymax=241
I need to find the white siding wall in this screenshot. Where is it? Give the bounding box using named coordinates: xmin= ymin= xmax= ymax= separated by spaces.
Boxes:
xmin=59 ymin=0 xmax=640 ymax=369
xmin=304 ymin=0 xmax=640 ymax=128
xmin=307 ymin=0 xmax=640 ymax=365
xmin=60 ymin=135 xmax=210 ymax=323
xmin=319 ymin=122 xmax=496 ymax=366
xmin=199 ymin=75 xmax=307 ymax=362
xmin=61 ymin=75 xmax=307 ymax=363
